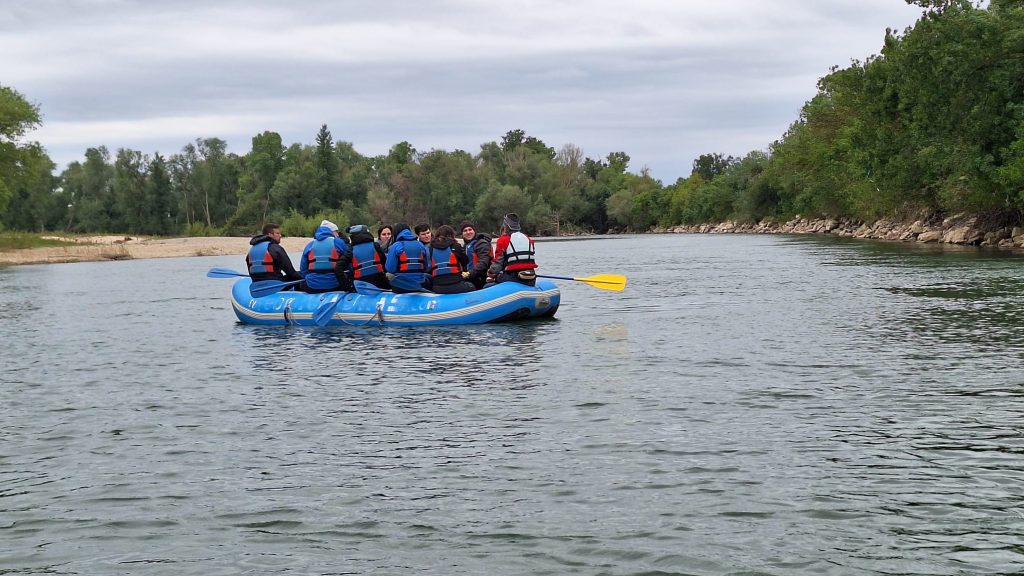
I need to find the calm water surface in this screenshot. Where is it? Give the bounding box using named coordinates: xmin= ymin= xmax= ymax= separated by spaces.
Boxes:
xmin=2 ymin=234 xmax=1023 ymax=575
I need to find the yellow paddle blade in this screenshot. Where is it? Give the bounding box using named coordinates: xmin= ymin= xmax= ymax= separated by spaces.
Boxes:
xmin=575 ymin=274 xmax=627 ymax=291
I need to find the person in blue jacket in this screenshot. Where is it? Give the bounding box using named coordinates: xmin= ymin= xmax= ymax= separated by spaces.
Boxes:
xmin=337 ymin=224 xmax=390 ymax=291
xmin=299 ymin=220 xmax=350 ymax=293
xmin=385 ymin=223 xmax=429 ymax=293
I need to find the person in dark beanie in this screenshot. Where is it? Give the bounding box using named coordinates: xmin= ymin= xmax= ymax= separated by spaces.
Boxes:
xmin=487 ymin=213 xmax=537 ymax=286
xmin=460 ymin=220 xmax=492 ymax=290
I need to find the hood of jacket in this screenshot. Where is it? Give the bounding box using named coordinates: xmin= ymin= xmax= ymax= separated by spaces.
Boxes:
xmin=313 ymin=225 xmax=336 ymax=241
xmin=250 ymin=234 xmax=272 ymax=245
xmin=350 ymin=229 xmax=375 ymax=245
xmin=430 ymin=236 xmax=458 ymax=250
xmin=394 ymin=228 xmax=417 ymax=242
xmin=468 ymin=232 xmax=492 ymax=246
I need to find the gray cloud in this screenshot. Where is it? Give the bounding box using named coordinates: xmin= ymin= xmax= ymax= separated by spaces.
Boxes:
xmin=6 ymin=0 xmax=925 ymax=182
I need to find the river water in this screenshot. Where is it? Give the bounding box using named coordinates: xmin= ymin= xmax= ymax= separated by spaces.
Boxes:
xmin=2 ymin=234 xmax=1023 ymax=575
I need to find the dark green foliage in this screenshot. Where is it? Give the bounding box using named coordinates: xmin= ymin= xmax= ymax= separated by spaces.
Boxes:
xmin=0 ymin=85 xmax=43 ymax=222
xmin=315 ymin=124 xmax=341 ymax=207
xmin=65 ymin=147 xmax=115 ymax=233
xmin=691 ymin=153 xmax=737 ymax=181
xmin=1 ymin=143 xmax=58 ymax=232
xmin=606 ymin=169 xmax=665 ymax=230
xmin=145 ymin=155 xmax=177 ymax=235
xmin=761 ymin=1 xmax=1024 ymax=222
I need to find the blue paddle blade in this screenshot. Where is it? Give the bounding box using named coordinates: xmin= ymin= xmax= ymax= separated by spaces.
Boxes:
xmin=314 ymin=298 xmax=342 ymax=326
xmin=353 ymin=280 xmax=386 ymax=295
xmin=207 ymin=267 xmax=246 ymax=278
xmin=248 ymin=279 xmax=298 ymax=298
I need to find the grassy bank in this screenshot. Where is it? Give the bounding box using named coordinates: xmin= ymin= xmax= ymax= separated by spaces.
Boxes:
xmin=0 ymin=233 xmax=79 ymax=252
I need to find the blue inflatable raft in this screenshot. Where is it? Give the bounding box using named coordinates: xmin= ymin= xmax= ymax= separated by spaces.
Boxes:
xmin=230 ymin=278 xmax=560 ymax=326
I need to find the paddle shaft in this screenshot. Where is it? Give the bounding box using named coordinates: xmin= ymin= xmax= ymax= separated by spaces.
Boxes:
xmin=249 ymin=278 xmax=306 ymax=298
xmin=207 ymin=267 xmax=249 ymax=279
xmin=537 ymin=274 xmax=626 ymax=289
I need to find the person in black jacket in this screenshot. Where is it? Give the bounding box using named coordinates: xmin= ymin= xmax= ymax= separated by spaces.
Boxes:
xmin=428 ymin=225 xmax=475 ymax=294
xmin=459 ymin=220 xmax=492 ymax=290
xmin=337 ymin=224 xmax=390 ymax=291
xmin=246 ymin=223 xmax=303 ymax=286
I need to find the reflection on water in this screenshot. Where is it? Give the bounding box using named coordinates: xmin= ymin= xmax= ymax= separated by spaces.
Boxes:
xmin=233 ymin=321 xmax=550 ymax=378
xmin=3 ymin=239 xmax=1024 ymax=575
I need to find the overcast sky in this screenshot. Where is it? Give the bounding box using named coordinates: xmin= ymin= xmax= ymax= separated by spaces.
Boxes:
xmin=5 ymin=0 xmax=926 ymax=183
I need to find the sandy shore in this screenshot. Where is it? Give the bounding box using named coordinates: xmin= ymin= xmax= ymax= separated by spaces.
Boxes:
xmin=0 ymin=235 xmax=311 ymax=266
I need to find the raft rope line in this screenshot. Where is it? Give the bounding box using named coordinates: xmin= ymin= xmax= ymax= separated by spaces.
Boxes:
xmin=336 ymin=298 xmax=386 ymax=327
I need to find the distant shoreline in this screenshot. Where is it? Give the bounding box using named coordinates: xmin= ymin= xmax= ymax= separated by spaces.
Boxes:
xmin=0 ymin=234 xmax=622 ymax=266
xmin=0 ymin=236 xmax=307 ymax=266
xmin=4 ymin=214 xmax=1016 ymax=267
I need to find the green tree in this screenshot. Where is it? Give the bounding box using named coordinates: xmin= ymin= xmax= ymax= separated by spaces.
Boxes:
xmin=664 ymin=174 xmax=704 ymax=225
xmin=729 ymin=151 xmax=776 ymax=222
xmin=370 ymin=142 xmax=428 ymax=224
xmin=1 ymin=143 xmax=57 ymax=231
xmin=473 ymin=182 xmax=532 ymax=233
xmin=202 ymin=139 xmax=239 ymax=227
xmin=268 ymin=145 xmax=322 ymax=222
xmin=233 ymin=132 xmax=284 ymax=231
xmin=314 ymin=124 xmax=341 ymax=207
xmin=904 ymin=0 xmax=965 ymax=13
xmin=579 ymin=152 xmax=629 ymax=232
xmin=691 ymin=153 xmax=736 ymax=181
xmin=145 ymin=154 xmax=177 ymax=234
xmin=527 ymin=195 xmax=557 ymax=235
xmin=500 ymin=129 xmax=555 ymax=160
xmin=544 ymin=144 xmax=589 ymax=234
xmin=0 ymin=85 xmax=44 ymax=220
xmin=169 ymin=143 xmax=200 ymax=228
xmin=113 ymin=148 xmax=147 ymax=233
xmin=415 ymin=149 xmax=484 ymax=225
xmin=335 ymin=140 xmax=370 ymax=206
xmin=606 ymin=169 xmax=664 ymax=230
xmin=64 ymin=147 xmax=115 ymax=232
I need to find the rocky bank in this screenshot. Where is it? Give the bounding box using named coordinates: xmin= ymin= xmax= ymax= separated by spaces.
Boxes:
xmin=653 ymin=213 xmax=1024 ymax=248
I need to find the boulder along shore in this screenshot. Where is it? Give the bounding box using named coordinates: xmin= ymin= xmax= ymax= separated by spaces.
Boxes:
xmin=653 ymin=213 xmax=1024 ymax=249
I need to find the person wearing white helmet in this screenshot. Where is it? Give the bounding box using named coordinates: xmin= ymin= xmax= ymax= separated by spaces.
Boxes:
xmin=298 ymin=219 xmax=350 ymax=293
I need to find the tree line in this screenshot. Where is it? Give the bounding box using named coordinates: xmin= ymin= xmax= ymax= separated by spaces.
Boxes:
xmin=1 ymin=1 xmax=1021 ymax=237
